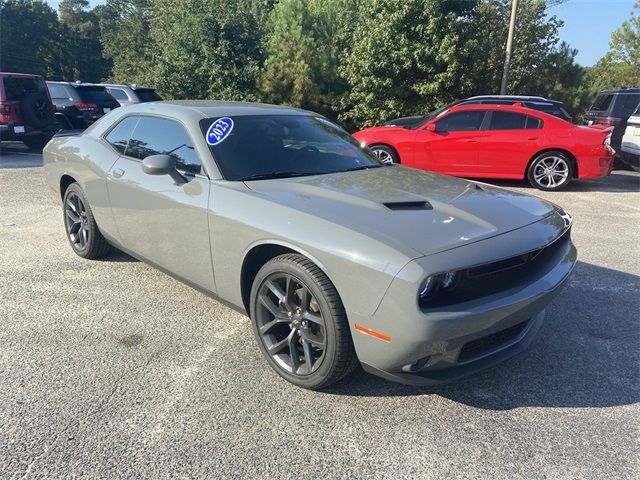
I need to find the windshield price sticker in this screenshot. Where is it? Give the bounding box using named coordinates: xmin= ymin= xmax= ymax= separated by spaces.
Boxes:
xmin=206 ymin=117 xmax=234 ymax=145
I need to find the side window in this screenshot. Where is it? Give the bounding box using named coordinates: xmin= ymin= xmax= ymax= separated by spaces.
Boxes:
xmin=525 ymin=116 xmax=543 ymax=129
xmin=435 ymin=111 xmax=485 ymax=132
xmin=107 ymin=88 xmax=129 ymax=101
xmin=127 ymin=116 xmax=202 ymax=174
xmin=488 ymin=111 xmax=528 ymax=130
xmin=105 ymin=116 xmax=140 ymax=154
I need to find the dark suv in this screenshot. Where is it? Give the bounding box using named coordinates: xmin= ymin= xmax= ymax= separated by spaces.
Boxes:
xmin=0 ymin=72 xmax=57 ymax=149
xmin=584 ymin=88 xmax=640 ymax=152
xmin=384 ymin=95 xmax=572 ymax=128
xmin=46 ymin=81 xmax=120 ymax=130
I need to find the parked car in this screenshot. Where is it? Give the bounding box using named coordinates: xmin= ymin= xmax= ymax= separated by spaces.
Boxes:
xmin=43 ymin=101 xmax=576 ymax=389
xmin=46 ymin=81 xmax=120 ymax=130
xmin=354 ymin=103 xmax=614 ymax=191
xmin=584 ymin=88 xmax=640 ymax=153
xmin=620 ymin=102 xmax=640 ymax=172
xmin=0 ymin=72 xmax=56 ymax=149
xmin=99 ymin=84 xmax=163 ymax=106
xmin=385 ymin=95 xmax=572 ymax=128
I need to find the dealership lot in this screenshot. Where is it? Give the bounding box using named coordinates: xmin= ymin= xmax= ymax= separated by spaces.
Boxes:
xmin=1 ymin=143 xmax=638 ymax=479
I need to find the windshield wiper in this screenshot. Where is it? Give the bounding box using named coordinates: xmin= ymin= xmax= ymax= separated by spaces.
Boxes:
xmin=340 ymin=164 xmax=387 ymax=173
xmin=240 ymin=171 xmax=327 ymax=181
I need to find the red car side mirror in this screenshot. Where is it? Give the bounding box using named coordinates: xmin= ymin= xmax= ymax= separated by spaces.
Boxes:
xmin=425 ymin=123 xmax=437 ymax=132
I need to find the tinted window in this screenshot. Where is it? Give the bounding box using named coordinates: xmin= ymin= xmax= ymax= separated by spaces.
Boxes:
xmin=75 ymin=86 xmax=116 ymax=104
xmin=134 ymin=88 xmax=162 ymax=102
xmin=47 ymin=83 xmax=69 ymax=99
xmin=611 ymin=94 xmax=640 ymax=117
xmin=201 ymin=115 xmax=382 ymax=181
xmin=3 ymin=76 xmax=46 ymax=101
xmin=105 ymin=116 xmax=139 ymax=154
xmin=525 ymin=116 xmax=543 ymax=129
xmin=488 ymin=111 xmax=527 ymax=130
xmin=591 ymin=94 xmax=613 ymax=112
xmin=436 ymin=111 xmax=485 ymax=132
xmin=128 ymin=116 xmax=201 ymax=174
xmin=107 ymin=88 xmax=129 ymax=101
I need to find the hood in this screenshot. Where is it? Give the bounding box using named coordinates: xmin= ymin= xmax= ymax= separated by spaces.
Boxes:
xmin=245 ymin=166 xmax=558 ymax=257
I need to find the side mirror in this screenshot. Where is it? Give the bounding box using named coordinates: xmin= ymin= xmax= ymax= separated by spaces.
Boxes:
xmin=142 ymin=154 xmax=186 ymax=184
xmin=425 ymin=123 xmax=437 ymax=132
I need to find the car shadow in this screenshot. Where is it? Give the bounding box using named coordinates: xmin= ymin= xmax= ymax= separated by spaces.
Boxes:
xmin=474 ymin=170 xmax=640 ymax=193
xmin=97 ymin=251 xmax=139 ymax=263
xmin=325 ymin=261 xmax=640 ymax=410
xmin=0 ymin=142 xmax=43 ymax=168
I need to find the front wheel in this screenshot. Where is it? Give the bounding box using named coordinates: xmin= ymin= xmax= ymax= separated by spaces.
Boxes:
xmin=527 ymin=151 xmax=573 ymax=191
xmin=250 ymin=254 xmax=358 ymax=389
xmin=63 ymin=183 xmax=111 ymax=259
xmin=370 ymin=144 xmax=399 ymax=165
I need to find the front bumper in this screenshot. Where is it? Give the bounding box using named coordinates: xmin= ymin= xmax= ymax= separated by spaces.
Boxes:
xmin=349 ymin=212 xmax=577 ymax=386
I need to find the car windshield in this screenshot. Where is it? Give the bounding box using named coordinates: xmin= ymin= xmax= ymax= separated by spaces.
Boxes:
xmin=404 ymin=103 xmax=454 ymax=129
xmin=134 ymin=88 xmax=162 ymax=102
xmin=200 ymin=115 xmax=384 ymax=181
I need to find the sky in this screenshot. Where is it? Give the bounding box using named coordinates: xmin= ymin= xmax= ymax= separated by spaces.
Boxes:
xmin=44 ymin=0 xmax=636 ymax=67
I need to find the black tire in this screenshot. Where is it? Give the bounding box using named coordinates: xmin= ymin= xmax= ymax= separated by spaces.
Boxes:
xmin=370 ymin=144 xmax=400 ymax=164
xmin=250 ymin=253 xmax=358 ymax=389
xmin=62 ymin=183 xmax=111 ymax=259
xmin=20 ymin=91 xmax=54 ymax=129
xmin=527 ymin=151 xmax=574 ymax=191
xmin=22 ymin=133 xmax=51 ymax=150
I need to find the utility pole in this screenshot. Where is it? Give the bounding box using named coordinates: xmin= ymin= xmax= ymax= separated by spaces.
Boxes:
xmin=500 ymin=0 xmax=518 ymax=95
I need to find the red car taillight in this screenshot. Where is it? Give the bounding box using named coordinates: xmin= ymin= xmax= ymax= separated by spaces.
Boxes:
xmin=596 ymin=117 xmax=622 ymax=126
xmin=75 ymin=102 xmax=97 ymax=111
xmin=0 ymin=101 xmax=16 ymax=123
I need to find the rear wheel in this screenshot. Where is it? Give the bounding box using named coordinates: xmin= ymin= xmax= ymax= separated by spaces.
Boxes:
xmin=250 ymin=254 xmax=358 ymax=389
xmin=370 ymin=144 xmax=399 ymax=165
xmin=63 ymin=183 xmax=111 ymax=259
xmin=527 ymin=151 xmax=573 ymax=191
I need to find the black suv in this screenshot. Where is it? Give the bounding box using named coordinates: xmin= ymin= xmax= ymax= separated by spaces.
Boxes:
xmin=0 ymin=72 xmax=57 ymax=149
xmin=384 ymin=95 xmax=572 ymax=128
xmin=584 ymin=88 xmax=640 ymax=152
xmin=46 ymin=81 xmax=120 ymax=130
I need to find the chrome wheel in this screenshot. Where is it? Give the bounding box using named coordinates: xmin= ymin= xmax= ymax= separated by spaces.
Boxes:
xmin=64 ymin=192 xmax=89 ymax=250
xmin=256 ymin=273 xmax=326 ymax=376
xmin=372 ymin=147 xmax=395 ymax=165
xmin=533 ymin=155 xmax=570 ymax=189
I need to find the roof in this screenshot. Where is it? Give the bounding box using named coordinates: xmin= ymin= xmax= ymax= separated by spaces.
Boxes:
xmin=129 ymin=100 xmax=315 ymax=118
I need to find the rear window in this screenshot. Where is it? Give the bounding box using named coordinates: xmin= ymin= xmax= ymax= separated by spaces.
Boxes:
xmin=134 ymin=88 xmax=162 ymax=102
xmin=489 ymin=111 xmax=527 ymax=129
xmin=590 ymin=94 xmax=614 ymax=112
xmin=611 ymin=94 xmax=640 ymax=117
xmin=107 ymin=88 xmax=130 ymax=101
xmin=3 ymin=76 xmax=46 ymax=101
xmin=75 ymin=86 xmax=115 ymax=104
xmin=47 ymin=83 xmax=70 ymax=100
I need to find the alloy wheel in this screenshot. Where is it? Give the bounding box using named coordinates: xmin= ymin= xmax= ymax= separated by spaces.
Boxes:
xmin=372 ymin=148 xmax=394 ymax=165
xmin=533 ymin=156 xmax=569 ymax=189
xmin=256 ymin=273 xmax=327 ymax=376
xmin=64 ymin=192 xmax=90 ymax=250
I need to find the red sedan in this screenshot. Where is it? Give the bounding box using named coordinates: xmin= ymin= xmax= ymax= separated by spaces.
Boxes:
xmin=353 ymin=104 xmax=615 ymax=190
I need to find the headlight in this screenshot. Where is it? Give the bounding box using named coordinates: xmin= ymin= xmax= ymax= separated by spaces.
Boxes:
xmin=419 ymin=276 xmax=436 ymax=299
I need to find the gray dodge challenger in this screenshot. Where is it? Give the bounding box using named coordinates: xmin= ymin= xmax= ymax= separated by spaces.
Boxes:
xmin=43 ymin=101 xmax=577 ymax=389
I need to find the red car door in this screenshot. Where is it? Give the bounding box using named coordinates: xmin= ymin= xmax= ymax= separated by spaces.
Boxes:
xmin=476 ymin=110 xmax=545 ymax=178
xmin=412 ymin=110 xmax=486 ymax=175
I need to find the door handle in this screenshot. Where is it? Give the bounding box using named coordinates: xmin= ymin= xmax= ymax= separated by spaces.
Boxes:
xmin=466 ymin=139 xmax=478 ymax=143
xmin=112 ymin=168 xmax=125 ymax=178
xmin=527 ymin=137 xmax=538 ymax=140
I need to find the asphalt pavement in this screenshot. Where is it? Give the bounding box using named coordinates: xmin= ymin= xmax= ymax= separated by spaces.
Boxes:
xmin=1 ymin=142 xmax=638 ymax=479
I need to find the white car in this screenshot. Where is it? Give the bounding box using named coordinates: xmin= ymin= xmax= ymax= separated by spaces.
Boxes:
xmin=621 ymin=103 xmax=640 ymax=172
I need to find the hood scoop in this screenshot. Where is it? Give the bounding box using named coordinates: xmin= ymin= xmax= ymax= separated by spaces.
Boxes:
xmin=383 ymin=200 xmax=433 ymax=211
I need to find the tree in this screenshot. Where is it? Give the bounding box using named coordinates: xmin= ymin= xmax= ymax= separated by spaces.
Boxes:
xmin=148 ymin=0 xmax=269 ymax=100
xmin=0 ymin=0 xmax=62 ymax=77
xmin=587 ymin=1 xmax=639 ymax=90
xmin=58 ymin=0 xmax=110 ymax=82
xmin=260 ymin=0 xmax=351 ymax=119
xmin=99 ymin=0 xmax=154 ymax=85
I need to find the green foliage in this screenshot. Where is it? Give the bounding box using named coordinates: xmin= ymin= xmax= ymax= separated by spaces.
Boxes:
xmin=0 ymin=0 xmax=62 ymax=77
xmin=587 ymin=1 xmax=639 ymax=91
xmin=148 ymin=0 xmax=267 ymax=100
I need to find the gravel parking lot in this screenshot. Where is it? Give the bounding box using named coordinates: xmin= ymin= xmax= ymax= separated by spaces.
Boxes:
xmin=1 ymin=142 xmax=639 ymax=479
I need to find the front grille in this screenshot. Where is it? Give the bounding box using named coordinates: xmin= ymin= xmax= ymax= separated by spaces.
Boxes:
xmin=458 ymin=320 xmax=529 ymax=362
xmin=420 ymin=228 xmax=571 ymax=308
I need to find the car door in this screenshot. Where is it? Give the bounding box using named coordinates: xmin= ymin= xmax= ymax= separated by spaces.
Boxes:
xmin=476 ymin=110 xmax=545 ymax=177
xmin=412 ymin=110 xmax=486 ymax=175
xmin=105 ymin=115 xmax=215 ymax=292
